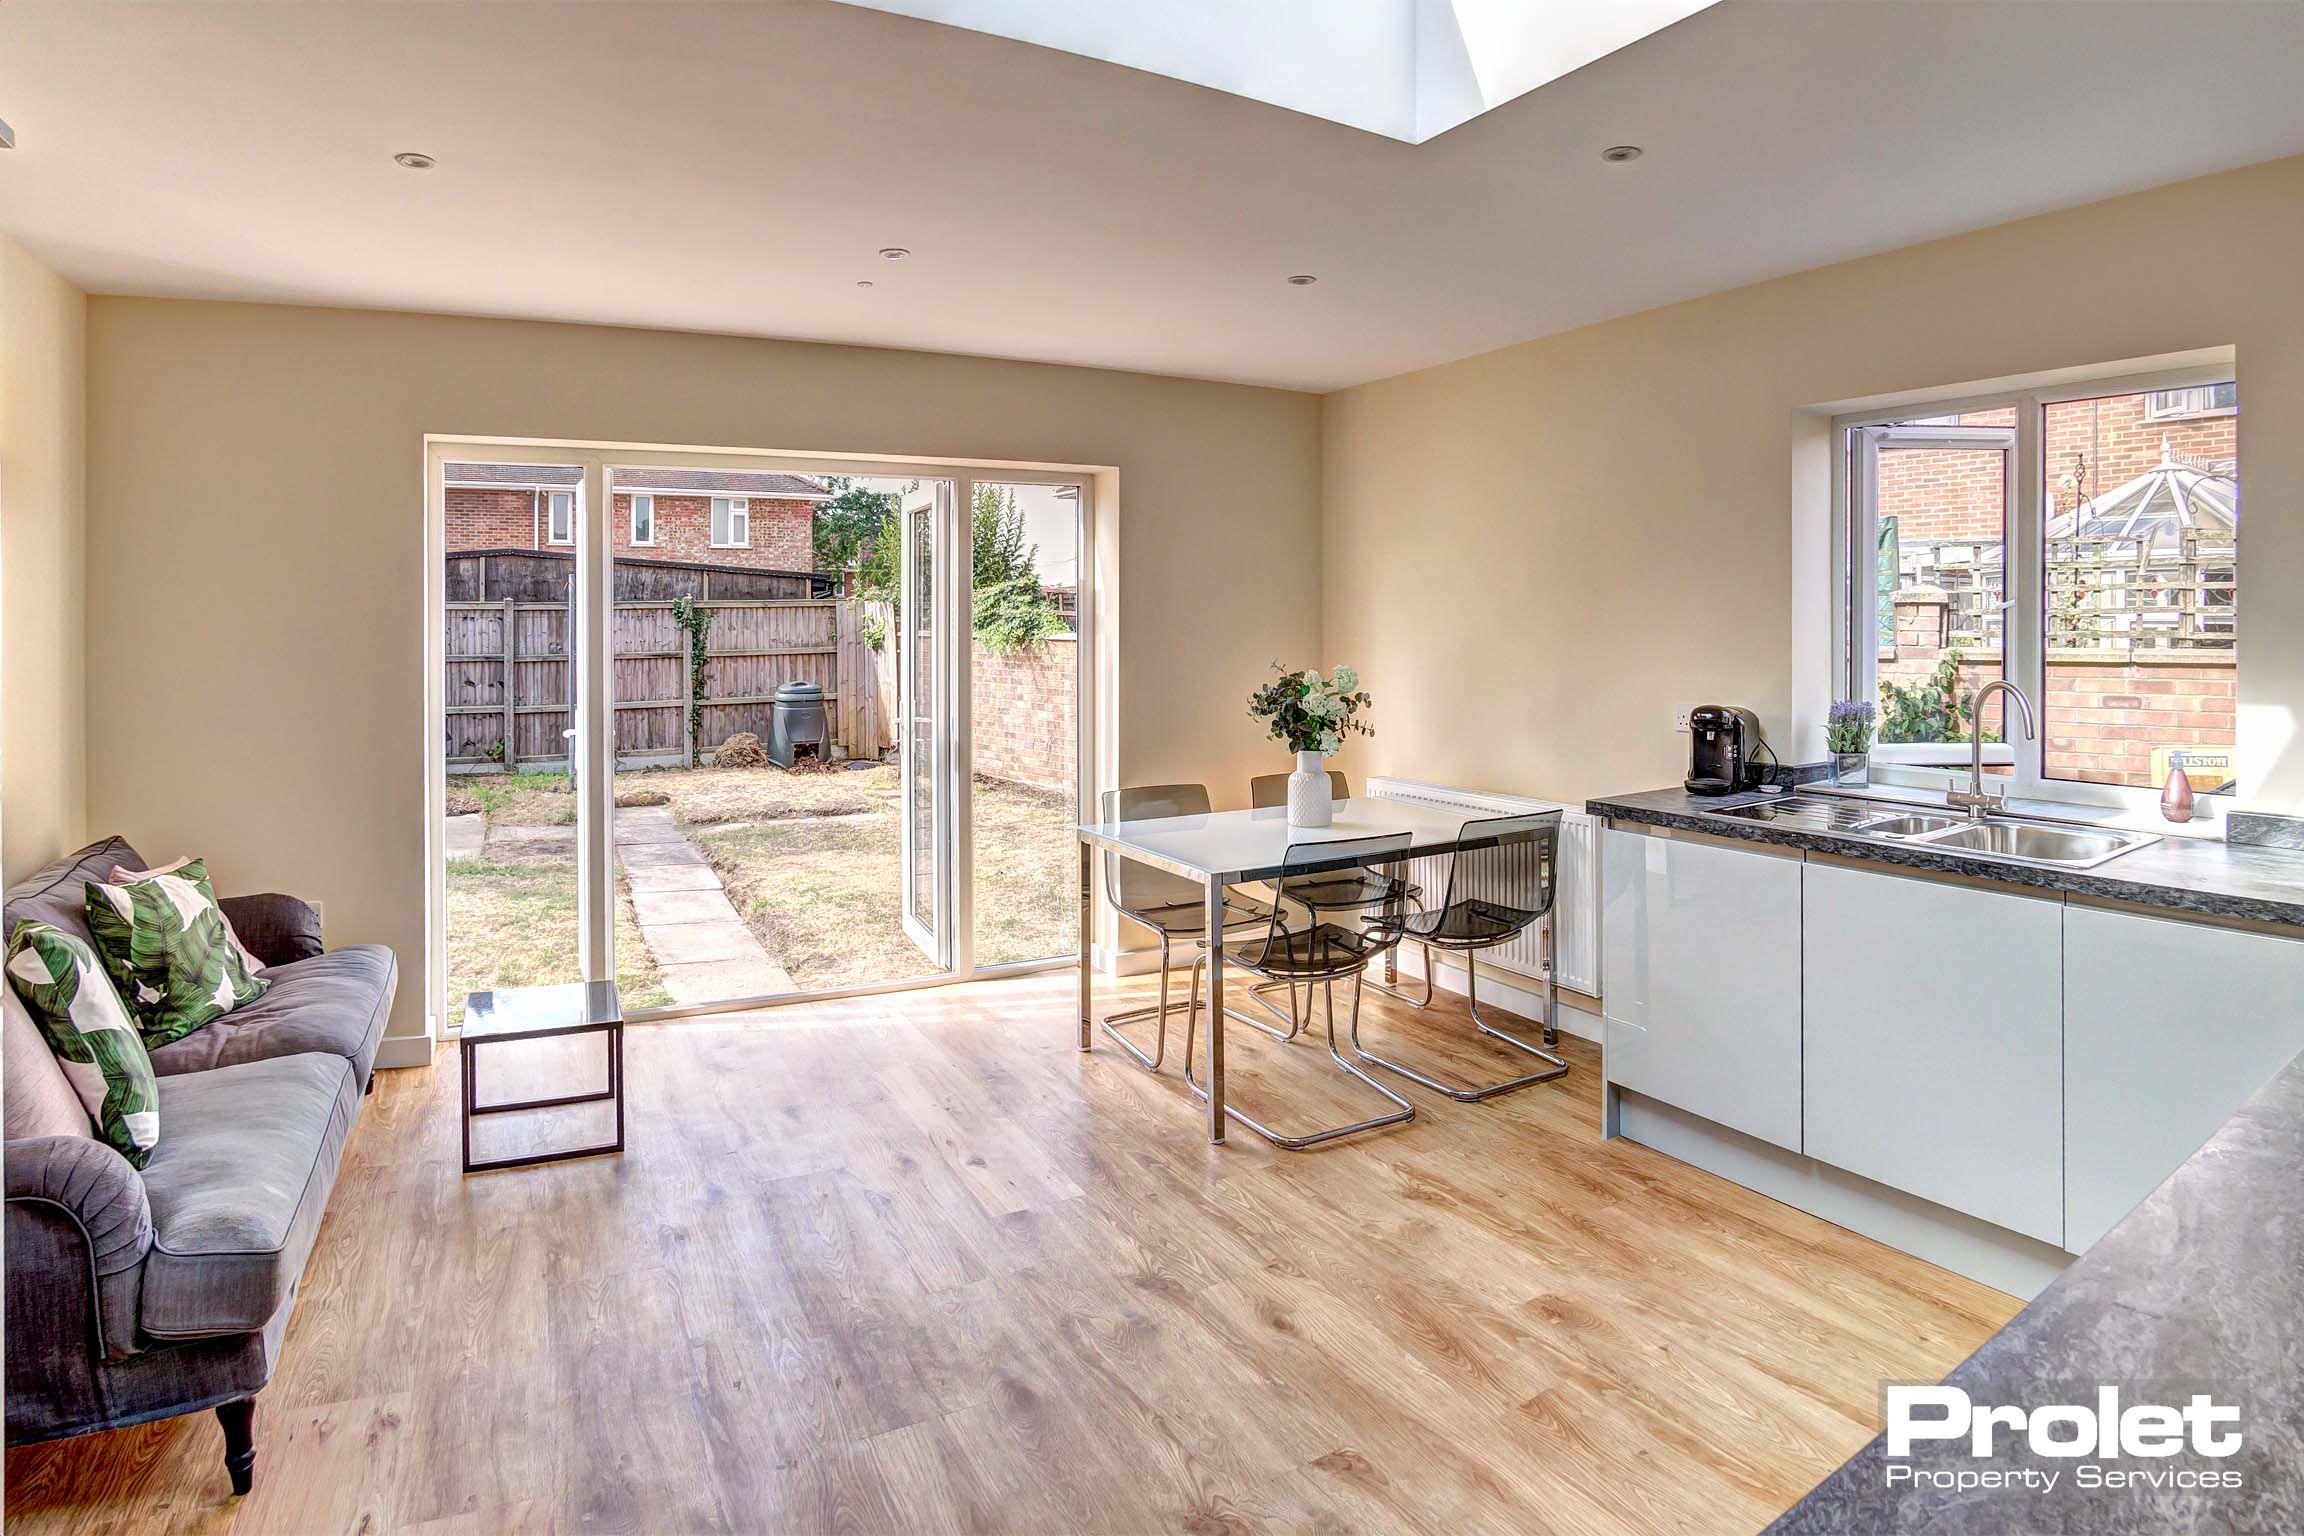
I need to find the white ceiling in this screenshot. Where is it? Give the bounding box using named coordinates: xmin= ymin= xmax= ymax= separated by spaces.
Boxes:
xmin=1 ymin=1 xmax=2299 ymax=393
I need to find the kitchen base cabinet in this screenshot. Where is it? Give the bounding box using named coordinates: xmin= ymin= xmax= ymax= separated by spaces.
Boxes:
xmin=1802 ymin=860 xmax=2064 ymax=1246
xmin=1601 ymin=827 xmax=1802 ymax=1151
xmin=2064 ymin=904 xmax=2304 ymax=1252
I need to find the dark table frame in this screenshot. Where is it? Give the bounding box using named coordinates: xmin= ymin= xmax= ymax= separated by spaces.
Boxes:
xmin=459 ymin=985 xmax=625 ymax=1173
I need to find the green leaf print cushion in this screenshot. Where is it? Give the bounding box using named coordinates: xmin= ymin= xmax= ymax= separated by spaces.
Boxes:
xmin=7 ymin=920 xmax=162 ymax=1166
xmin=84 ymin=857 xmax=268 ymax=1048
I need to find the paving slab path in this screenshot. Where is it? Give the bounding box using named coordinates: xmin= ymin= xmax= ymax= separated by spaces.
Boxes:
xmin=445 ymin=805 xmax=794 ymax=1004
xmin=611 ymin=805 xmax=795 ymax=1004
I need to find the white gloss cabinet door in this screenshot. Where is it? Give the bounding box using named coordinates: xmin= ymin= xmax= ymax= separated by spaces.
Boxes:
xmin=1601 ymin=827 xmax=1803 ymax=1150
xmin=1802 ymin=861 xmax=2064 ymax=1245
xmin=2065 ymin=905 xmax=2304 ymax=1252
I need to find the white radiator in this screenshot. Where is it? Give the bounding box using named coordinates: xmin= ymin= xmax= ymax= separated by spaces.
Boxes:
xmin=1365 ymin=776 xmax=1599 ymax=997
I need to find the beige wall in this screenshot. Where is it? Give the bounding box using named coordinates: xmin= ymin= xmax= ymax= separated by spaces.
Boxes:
xmin=1322 ymin=155 xmax=2304 ymax=813
xmin=85 ymin=302 xmax=1322 ymax=1047
xmin=0 ymin=233 xmax=88 ymax=885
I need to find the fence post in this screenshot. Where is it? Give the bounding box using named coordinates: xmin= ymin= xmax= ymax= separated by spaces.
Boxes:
xmin=681 ymin=616 xmax=697 ymax=769
xmin=500 ymin=597 xmax=518 ymax=772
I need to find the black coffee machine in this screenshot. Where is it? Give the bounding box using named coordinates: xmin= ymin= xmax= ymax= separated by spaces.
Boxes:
xmin=1686 ymin=705 xmax=1768 ymax=796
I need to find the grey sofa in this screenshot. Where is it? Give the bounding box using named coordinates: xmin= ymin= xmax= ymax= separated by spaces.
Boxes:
xmin=4 ymin=836 xmax=396 ymax=1494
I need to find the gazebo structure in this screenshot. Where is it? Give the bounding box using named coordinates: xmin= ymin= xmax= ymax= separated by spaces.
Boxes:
xmin=2045 ymin=440 xmax=2237 ymax=653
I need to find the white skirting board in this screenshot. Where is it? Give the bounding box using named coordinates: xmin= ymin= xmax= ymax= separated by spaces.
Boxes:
xmin=376 ymin=1031 xmax=436 ymax=1070
xmin=1390 ymin=941 xmax=1601 ymax=1043
xmin=1609 ymin=1085 xmax=2072 ymax=1299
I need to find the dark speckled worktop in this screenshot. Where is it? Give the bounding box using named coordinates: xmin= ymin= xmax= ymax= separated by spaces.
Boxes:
xmin=1587 ymin=786 xmax=2304 ymax=928
xmin=1764 ymin=1045 xmax=2304 ymax=1533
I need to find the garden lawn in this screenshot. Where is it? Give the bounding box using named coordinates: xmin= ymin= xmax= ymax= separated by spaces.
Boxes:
xmin=442 ymin=838 xmax=667 ymax=1024
xmin=447 ymin=761 xmax=1075 ymax=1004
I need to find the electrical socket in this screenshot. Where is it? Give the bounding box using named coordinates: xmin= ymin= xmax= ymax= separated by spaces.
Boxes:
xmin=1673 ymin=707 xmax=1693 ymax=732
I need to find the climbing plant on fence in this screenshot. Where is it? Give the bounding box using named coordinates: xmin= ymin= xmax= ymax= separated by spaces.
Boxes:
xmin=671 ymin=594 xmax=713 ymax=760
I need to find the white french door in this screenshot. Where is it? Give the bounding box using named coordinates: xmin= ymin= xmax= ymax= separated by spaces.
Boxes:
xmin=898 ymin=479 xmax=960 ymax=969
xmin=427 ymin=438 xmax=1093 ymax=1029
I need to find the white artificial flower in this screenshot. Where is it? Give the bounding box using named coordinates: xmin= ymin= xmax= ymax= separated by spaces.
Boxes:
xmin=1331 ymin=665 xmax=1357 ymax=692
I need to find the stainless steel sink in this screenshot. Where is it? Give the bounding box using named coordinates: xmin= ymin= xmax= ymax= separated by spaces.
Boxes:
xmin=1917 ymin=821 xmax=2155 ymax=868
xmin=1698 ymin=793 xmax=2159 ymax=870
xmin=1855 ymin=813 xmax=1965 ymax=839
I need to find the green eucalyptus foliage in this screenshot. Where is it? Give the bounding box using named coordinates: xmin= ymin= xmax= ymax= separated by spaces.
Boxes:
xmin=1248 ymin=663 xmax=1373 ymax=755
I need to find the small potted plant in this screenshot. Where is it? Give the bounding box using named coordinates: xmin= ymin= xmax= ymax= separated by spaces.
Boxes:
xmin=1248 ymin=664 xmax=1372 ymax=827
xmin=1827 ymin=699 xmax=1877 ymax=788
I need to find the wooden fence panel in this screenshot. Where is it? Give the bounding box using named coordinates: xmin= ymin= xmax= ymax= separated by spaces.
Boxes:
xmin=514 ymin=659 xmax=570 ymax=708
xmin=698 ymin=701 xmax=774 ymax=749
xmin=446 ymin=607 xmax=505 ymax=660
xmin=444 ymin=713 xmax=505 ymax=760
xmin=708 ymin=602 xmax=837 ymax=653
xmin=615 ymin=656 xmax=681 ymax=705
xmin=447 ymin=592 xmax=882 ymax=771
xmin=615 ymin=605 xmax=679 ymax=656
xmin=703 ymin=652 xmax=835 ymax=699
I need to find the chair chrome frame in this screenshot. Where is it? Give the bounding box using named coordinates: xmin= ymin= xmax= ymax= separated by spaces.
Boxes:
xmin=1351 ymin=811 xmax=1568 ymax=1103
xmin=1177 ymin=833 xmax=1417 ymax=1150
xmin=1093 ymin=783 xmax=1279 ymax=1071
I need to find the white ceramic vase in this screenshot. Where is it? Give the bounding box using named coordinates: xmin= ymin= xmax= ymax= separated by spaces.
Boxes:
xmin=1286 ymin=750 xmax=1333 ymax=828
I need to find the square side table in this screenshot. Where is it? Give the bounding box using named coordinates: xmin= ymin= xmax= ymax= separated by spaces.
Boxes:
xmin=460 ymin=980 xmax=624 ymax=1173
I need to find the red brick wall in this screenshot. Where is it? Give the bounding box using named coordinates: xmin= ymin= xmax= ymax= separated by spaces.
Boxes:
xmin=614 ymin=494 xmax=813 ymax=571
xmin=970 ymin=637 xmax=1076 ymax=796
xmin=444 ymin=486 xmax=541 ymax=549
xmin=444 ymin=486 xmax=816 ymax=571
xmin=2044 ymin=659 xmax=2236 ymax=788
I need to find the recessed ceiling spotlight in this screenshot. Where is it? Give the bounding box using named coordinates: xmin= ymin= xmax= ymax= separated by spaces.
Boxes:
xmin=393 ymin=151 xmax=436 ymax=170
xmin=879 ymin=246 xmax=911 ymax=261
xmin=856 ymin=280 xmax=875 ymax=288
xmin=1600 ymin=144 xmax=1643 ymax=163
xmin=1286 ymin=274 xmax=1319 ymax=286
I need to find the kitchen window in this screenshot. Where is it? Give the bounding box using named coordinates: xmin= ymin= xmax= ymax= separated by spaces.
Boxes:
xmin=545 ymin=489 xmax=574 ymax=545
xmin=630 ymin=494 xmax=655 ymax=545
xmin=710 ymin=496 xmax=749 ymax=548
xmin=1838 ymin=369 xmax=2240 ymax=809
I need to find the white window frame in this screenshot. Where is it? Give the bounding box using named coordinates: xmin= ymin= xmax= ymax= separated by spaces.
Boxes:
xmin=2144 ymin=382 xmax=2237 ymax=422
xmin=426 ymin=438 xmax=1104 ymax=1041
xmin=629 ymin=493 xmax=655 ymax=546
xmin=545 ymin=489 xmax=575 ymax=546
xmin=710 ymin=496 xmax=750 ymax=549
xmin=1833 ymin=361 xmax=2237 ymax=818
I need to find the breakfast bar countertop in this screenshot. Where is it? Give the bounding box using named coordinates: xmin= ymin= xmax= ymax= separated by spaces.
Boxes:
xmin=1764 ymin=1043 xmax=2304 ymax=1533
xmin=1586 ymin=785 xmax=2304 ymax=928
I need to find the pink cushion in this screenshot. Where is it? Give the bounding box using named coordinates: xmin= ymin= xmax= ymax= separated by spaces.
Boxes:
xmin=4 ymin=988 xmax=93 ymax=1142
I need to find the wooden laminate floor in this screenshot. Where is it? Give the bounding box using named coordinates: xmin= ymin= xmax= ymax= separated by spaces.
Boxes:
xmin=4 ymin=972 xmax=2019 ymax=1535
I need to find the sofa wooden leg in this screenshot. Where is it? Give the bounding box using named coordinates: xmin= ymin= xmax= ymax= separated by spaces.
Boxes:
xmin=216 ymin=1398 xmax=256 ymax=1495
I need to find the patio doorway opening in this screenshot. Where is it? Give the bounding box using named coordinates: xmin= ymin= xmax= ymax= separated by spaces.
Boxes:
xmin=429 ymin=444 xmax=1096 ymax=1031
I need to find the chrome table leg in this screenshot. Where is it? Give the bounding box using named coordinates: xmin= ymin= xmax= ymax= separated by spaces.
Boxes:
xmin=1203 ymin=877 xmax=1226 ymax=1143
xmin=1077 ymin=837 xmax=1093 ymax=1050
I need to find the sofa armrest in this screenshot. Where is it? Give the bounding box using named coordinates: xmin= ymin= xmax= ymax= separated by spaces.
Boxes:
xmin=7 ymin=1136 xmax=154 ymax=1366
xmin=219 ymin=893 xmax=324 ymax=967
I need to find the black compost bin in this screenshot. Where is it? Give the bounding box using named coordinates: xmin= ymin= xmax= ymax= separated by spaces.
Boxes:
xmin=767 ymin=681 xmax=830 ymax=768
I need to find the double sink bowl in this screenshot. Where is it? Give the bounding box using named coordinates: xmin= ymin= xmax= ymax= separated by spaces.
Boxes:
xmin=1704 ymin=794 xmax=2160 ymax=870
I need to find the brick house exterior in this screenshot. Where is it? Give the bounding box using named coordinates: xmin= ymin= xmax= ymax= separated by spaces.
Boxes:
xmin=1872 ymin=385 xmax=2239 ymax=788
xmin=444 ymin=462 xmax=828 ymax=573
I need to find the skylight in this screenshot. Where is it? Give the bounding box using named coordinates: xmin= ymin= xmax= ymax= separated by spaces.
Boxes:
xmin=836 ymin=0 xmax=1715 ymax=143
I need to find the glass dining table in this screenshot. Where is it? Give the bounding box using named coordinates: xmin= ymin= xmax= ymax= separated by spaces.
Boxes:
xmin=1075 ymin=795 xmax=1491 ymax=1143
